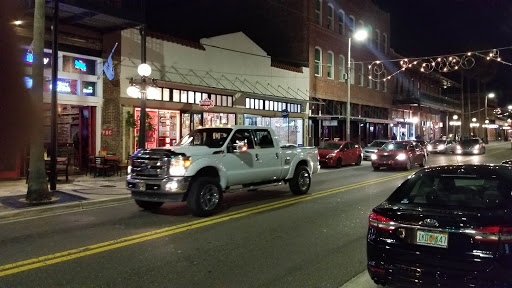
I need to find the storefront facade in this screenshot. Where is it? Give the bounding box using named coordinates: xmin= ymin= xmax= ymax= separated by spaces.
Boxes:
xmin=0 ymin=48 xmax=103 ymax=179
xmin=115 ymin=30 xmax=309 ymax=159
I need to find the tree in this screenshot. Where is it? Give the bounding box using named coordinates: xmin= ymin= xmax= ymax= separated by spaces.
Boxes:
xmin=26 ymin=0 xmax=51 ymax=202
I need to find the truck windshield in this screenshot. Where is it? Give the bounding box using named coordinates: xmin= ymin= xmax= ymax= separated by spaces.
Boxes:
xmin=180 ymin=128 xmax=232 ymax=148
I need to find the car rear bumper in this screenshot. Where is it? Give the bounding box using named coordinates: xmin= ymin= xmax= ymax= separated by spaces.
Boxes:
xmin=319 ymin=158 xmax=336 ymax=167
xmin=367 ymin=242 xmax=511 ymax=287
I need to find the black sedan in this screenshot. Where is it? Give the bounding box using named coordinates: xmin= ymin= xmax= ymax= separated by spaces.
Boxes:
xmin=367 ymin=164 xmax=512 ymax=287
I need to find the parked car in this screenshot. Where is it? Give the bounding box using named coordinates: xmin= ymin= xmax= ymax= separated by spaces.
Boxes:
xmin=362 ymin=140 xmax=389 ymax=160
xmin=427 ymin=139 xmax=457 ymax=154
xmin=367 ymin=164 xmax=512 ymax=287
xmin=127 ymin=126 xmax=320 ymax=216
xmin=318 ymin=141 xmax=362 ymax=168
xmin=371 ymin=141 xmax=426 ymax=171
xmin=455 ymin=138 xmax=486 ymax=154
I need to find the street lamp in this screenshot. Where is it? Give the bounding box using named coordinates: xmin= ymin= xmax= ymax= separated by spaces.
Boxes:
xmin=346 ymin=29 xmax=368 ymax=141
xmin=127 ymin=63 xmax=159 ymax=150
xmin=508 ymin=105 xmax=512 ymax=110
xmin=484 ymin=93 xmax=495 ymax=143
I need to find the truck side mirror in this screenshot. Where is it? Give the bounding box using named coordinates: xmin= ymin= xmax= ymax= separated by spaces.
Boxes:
xmin=227 ymin=143 xmax=248 ymax=153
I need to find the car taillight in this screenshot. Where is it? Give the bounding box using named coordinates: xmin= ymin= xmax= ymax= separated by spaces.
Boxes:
xmin=472 ymin=226 xmax=512 ymax=243
xmin=369 ymin=212 xmax=396 ymax=231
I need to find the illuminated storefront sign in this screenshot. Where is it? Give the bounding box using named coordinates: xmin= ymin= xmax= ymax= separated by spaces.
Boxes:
xmin=50 ymin=81 xmax=72 ymax=93
xmin=25 ymin=52 xmax=52 ymax=67
xmin=83 ymin=86 xmax=94 ymax=94
xmin=74 ymin=59 xmax=87 ymax=71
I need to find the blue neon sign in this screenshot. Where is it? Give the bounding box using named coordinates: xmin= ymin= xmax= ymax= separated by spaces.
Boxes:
xmin=74 ymin=59 xmax=87 ymax=71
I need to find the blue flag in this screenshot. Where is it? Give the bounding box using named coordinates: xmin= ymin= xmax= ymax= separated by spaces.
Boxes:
xmin=103 ymin=43 xmax=118 ymax=80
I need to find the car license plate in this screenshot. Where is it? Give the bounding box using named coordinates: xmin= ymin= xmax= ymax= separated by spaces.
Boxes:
xmin=416 ymin=230 xmax=448 ymax=248
xmin=138 ymin=182 xmax=146 ymax=191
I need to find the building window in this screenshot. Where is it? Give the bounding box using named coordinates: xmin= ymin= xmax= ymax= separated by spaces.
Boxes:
xmin=349 ymin=58 xmax=355 ymax=84
xmin=367 ymin=68 xmax=372 ymax=89
xmin=327 ymin=4 xmax=334 ymax=30
xmin=339 ymin=55 xmax=345 ymax=82
xmin=314 ymin=47 xmax=322 ymax=77
xmin=383 ymin=71 xmax=388 ymax=92
xmin=315 ymin=0 xmax=322 ymax=25
xmin=327 ymin=51 xmax=334 ymax=79
xmin=348 ymin=15 xmax=355 ymax=33
xmin=338 ymin=9 xmax=345 ymax=35
xmin=376 ymin=72 xmax=381 ymax=91
xmin=382 ymin=33 xmax=388 ymax=54
xmin=374 ymin=29 xmax=380 ymax=51
xmin=367 ymin=25 xmax=372 ymax=46
xmin=358 ymin=63 xmax=364 ymax=86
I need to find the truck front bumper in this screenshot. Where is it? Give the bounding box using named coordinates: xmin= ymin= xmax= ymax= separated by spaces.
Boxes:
xmin=127 ymin=176 xmax=191 ymax=202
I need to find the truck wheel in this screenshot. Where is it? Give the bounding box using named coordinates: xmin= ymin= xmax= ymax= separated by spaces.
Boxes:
xmin=289 ymin=165 xmax=311 ymax=195
xmin=187 ymin=177 xmax=222 ymax=217
xmin=135 ymin=200 xmax=164 ymax=210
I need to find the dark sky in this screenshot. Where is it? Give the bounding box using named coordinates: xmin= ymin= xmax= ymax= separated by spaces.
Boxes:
xmin=375 ymin=0 xmax=512 ymax=105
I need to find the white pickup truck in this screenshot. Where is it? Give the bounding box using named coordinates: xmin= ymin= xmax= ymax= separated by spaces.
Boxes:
xmin=127 ymin=125 xmax=320 ymax=216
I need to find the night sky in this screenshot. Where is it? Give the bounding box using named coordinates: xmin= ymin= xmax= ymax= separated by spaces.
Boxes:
xmin=375 ymin=0 xmax=512 ymax=106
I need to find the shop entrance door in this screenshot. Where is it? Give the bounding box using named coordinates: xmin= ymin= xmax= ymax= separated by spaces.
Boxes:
xmin=79 ymin=106 xmax=96 ymax=170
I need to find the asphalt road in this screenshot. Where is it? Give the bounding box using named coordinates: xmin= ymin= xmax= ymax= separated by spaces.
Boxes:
xmin=1 ymin=143 xmax=511 ymax=288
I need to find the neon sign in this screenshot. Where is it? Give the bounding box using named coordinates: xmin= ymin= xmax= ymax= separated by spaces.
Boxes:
xmin=49 ymin=80 xmax=72 ymax=93
xmin=25 ymin=52 xmax=50 ymax=65
xmin=82 ymin=86 xmax=94 ymax=94
xmin=74 ymin=59 xmax=87 ymax=71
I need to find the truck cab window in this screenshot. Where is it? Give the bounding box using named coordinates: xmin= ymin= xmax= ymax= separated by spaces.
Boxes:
xmin=230 ymin=129 xmax=255 ymax=149
xmin=254 ymin=129 xmax=274 ymax=148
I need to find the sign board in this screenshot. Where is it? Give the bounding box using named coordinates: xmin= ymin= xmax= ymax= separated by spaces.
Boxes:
xmin=281 ymin=109 xmax=289 ymax=118
xmin=102 ymin=128 xmax=113 ymax=137
xmin=199 ymin=98 xmax=215 ymax=110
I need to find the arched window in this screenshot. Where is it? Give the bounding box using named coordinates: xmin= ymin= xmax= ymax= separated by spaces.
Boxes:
xmin=315 ymin=47 xmax=322 ymax=76
xmin=339 ymin=55 xmax=346 ymax=81
xmin=367 ymin=67 xmax=373 ymax=89
xmin=327 ymin=4 xmax=334 ymax=30
xmin=338 ymin=9 xmax=345 ymax=35
xmin=382 ymin=33 xmax=388 ymax=53
xmin=327 ymin=51 xmax=334 ymax=79
xmin=374 ymin=29 xmax=380 ymax=51
xmin=358 ymin=63 xmax=364 ymax=86
xmin=349 ymin=58 xmax=355 ymax=84
xmin=315 ymin=0 xmax=322 ymax=25
xmin=348 ymin=15 xmax=355 ymax=33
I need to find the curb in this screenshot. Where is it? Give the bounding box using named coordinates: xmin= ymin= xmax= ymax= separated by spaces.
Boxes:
xmin=0 ymin=196 xmax=132 ymax=222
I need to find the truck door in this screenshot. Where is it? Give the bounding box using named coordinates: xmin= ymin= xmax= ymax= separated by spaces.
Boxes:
xmin=224 ymin=129 xmax=259 ymax=186
xmin=253 ymin=129 xmax=282 ymax=181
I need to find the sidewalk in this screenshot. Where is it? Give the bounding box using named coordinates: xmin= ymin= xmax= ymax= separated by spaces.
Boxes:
xmin=0 ymin=174 xmax=131 ymax=222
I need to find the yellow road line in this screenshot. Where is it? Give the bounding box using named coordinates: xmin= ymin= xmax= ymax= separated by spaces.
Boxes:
xmin=0 ymin=172 xmax=410 ymax=277
xmin=0 ymin=147 xmax=508 ymax=277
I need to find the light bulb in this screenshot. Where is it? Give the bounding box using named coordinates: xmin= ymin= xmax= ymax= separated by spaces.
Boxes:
xmin=137 ymin=63 xmax=152 ymax=77
xmin=127 ymin=86 xmax=141 ymax=98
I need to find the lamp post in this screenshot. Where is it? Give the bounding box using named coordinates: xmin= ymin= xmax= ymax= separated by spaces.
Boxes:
xmin=127 ymin=64 xmax=159 ymax=150
xmin=346 ymin=29 xmax=368 ymax=142
xmin=484 ymin=93 xmax=495 ymax=143
xmin=452 ymin=115 xmax=458 ymax=140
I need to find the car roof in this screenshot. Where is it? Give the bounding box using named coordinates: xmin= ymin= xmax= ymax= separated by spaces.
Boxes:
xmin=416 ymin=164 xmax=512 ymax=177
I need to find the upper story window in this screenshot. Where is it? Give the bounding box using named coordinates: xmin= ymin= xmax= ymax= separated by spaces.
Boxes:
xmin=327 ymin=51 xmax=334 ymax=79
xmin=348 ymin=15 xmax=355 ymax=33
xmin=315 ymin=0 xmax=322 ymax=25
xmin=376 ymin=72 xmax=381 ymax=91
xmin=327 ymin=4 xmax=334 ymax=30
xmin=358 ymin=63 xmax=364 ymax=86
xmin=338 ymin=9 xmax=345 ymax=35
xmin=367 ymin=25 xmax=372 ymax=46
xmin=382 ymin=33 xmax=388 ymax=54
xmin=367 ymin=68 xmax=373 ymax=89
xmin=339 ymin=55 xmax=346 ymax=82
xmin=374 ymin=29 xmax=380 ymax=51
xmin=315 ymin=47 xmax=322 ymax=77
xmin=349 ymin=58 xmax=355 ymax=84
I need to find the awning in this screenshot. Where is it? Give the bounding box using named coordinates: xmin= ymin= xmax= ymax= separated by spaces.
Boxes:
xmin=365 ymin=118 xmax=397 ymax=124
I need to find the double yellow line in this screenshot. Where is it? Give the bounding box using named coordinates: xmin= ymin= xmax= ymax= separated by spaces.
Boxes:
xmin=0 ymin=171 xmax=411 ymax=277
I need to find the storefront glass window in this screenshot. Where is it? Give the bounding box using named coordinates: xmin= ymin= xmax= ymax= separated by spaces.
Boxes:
xmin=81 ymin=82 xmax=96 ymax=96
xmin=182 ymin=114 xmax=191 ymax=138
xmin=203 ymin=112 xmax=236 ymax=127
xmin=180 ymin=90 xmax=187 ymax=103
xmin=63 ymin=55 xmax=97 ymax=76
xmin=195 ymin=92 xmax=202 ymax=104
xmin=45 ymin=78 xmax=79 ymax=95
xmin=244 ymin=114 xmax=303 ymax=146
xmin=188 ymin=91 xmax=195 ymax=103
xmin=173 ymin=89 xmax=180 ymax=102
xmin=163 ymin=89 xmax=170 ymax=101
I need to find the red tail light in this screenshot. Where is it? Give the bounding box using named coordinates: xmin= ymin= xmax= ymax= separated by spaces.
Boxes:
xmin=473 ymin=226 xmax=512 ymax=243
xmin=369 ymin=212 xmax=396 ymax=231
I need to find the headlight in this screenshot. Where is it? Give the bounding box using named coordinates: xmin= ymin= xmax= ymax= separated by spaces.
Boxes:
xmin=427 ymin=145 xmax=432 ymax=151
xmin=169 ymin=156 xmax=191 ymax=176
xmin=396 ymin=153 xmax=407 ymax=160
xmin=371 ymin=154 xmax=377 ymax=160
xmin=326 ymin=153 xmax=336 ymax=158
xmin=456 ymin=145 xmax=461 ymax=150
xmin=438 ymin=144 xmax=445 ymax=150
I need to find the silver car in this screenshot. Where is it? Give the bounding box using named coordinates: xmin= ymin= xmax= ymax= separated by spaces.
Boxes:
xmin=427 ymin=139 xmax=457 ymax=154
xmin=363 ymin=140 xmax=389 ymax=160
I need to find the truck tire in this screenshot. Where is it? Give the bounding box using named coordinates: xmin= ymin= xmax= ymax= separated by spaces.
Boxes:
xmin=289 ymin=165 xmax=311 ymax=195
xmin=135 ymin=200 xmax=164 ymax=210
xmin=187 ymin=177 xmax=222 ymax=217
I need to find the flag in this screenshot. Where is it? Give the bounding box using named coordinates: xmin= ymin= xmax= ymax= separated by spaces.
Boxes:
xmin=103 ymin=42 xmax=118 ymax=80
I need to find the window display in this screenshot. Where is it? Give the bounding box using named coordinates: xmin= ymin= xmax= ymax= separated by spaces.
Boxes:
xmin=203 ymin=112 xmax=235 ymax=127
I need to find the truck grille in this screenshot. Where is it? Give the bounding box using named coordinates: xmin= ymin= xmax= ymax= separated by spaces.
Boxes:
xmin=131 ymin=158 xmax=167 ymax=178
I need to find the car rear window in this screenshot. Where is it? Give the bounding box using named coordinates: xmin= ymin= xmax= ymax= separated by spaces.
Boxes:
xmin=388 ymin=173 xmax=512 ymax=209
